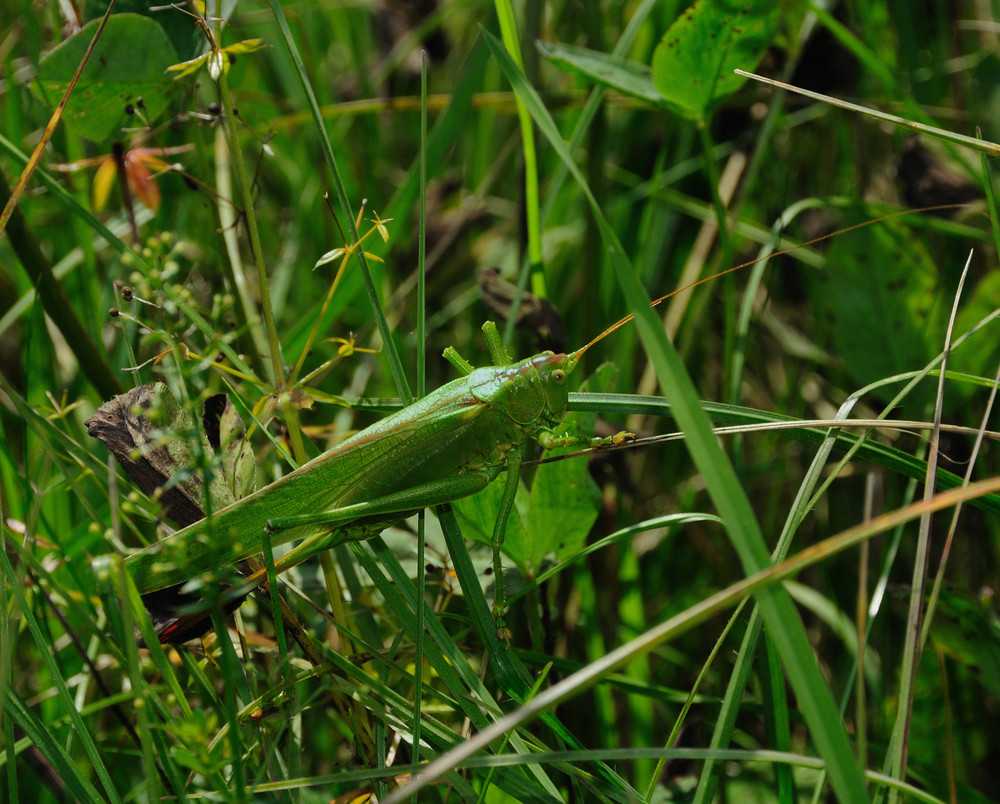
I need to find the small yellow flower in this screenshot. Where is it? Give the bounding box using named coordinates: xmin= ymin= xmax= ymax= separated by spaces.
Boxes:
xmin=314 ymin=206 xmax=392 ymax=270
xmin=325 ymin=334 xmax=379 ymax=358
xmin=370 ymin=211 xmax=393 ymax=243
xmin=167 ymin=38 xmax=265 ymax=81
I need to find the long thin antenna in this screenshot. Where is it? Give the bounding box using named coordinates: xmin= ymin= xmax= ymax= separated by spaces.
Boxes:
xmin=571 ymin=204 xmax=965 ymax=359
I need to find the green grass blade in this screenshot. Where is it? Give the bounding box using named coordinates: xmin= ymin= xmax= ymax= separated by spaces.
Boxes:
xmin=267 ymin=0 xmax=412 ymax=404
xmin=569 ymin=391 xmax=1000 ymax=514
xmin=493 ymin=0 xmax=545 ymax=297
xmin=3 ymin=686 xmax=108 ymax=804
xmin=351 ymin=533 xmax=568 ymax=801
xmin=737 ymin=69 xmax=1000 ymax=156
xmin=388 ymin=476 xmax=1000 ymax=802
xmin=0 ymin=169 xmax=122 ymax=398
xmin=436 ymin=505 xmax=638 ymax=800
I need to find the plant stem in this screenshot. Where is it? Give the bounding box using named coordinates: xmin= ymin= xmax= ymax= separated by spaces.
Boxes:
xmin=217 ymin=71 xmax=308 ymax=465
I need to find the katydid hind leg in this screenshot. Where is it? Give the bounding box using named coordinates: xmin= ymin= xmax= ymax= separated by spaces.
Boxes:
xmin=266 ymin=472 xmax=491 ymax=532
xmin=263 ymin=471 xmax=493 ymax=572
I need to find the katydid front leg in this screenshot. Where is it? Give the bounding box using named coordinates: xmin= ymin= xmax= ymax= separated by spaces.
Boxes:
xmin=490 ymin=449 xmax=521 ymax=644
xmin=538 ymin=429 xmax=637 ymax=451
xmin=487 ymin=426 xmax=635 ymax=643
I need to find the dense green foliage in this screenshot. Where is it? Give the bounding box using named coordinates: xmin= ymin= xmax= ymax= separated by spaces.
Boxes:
xmin=2 ymin=1 xmax=999 ymax=802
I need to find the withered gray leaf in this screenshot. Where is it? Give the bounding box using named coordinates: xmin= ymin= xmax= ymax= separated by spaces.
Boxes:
xmin=86 ymin=383 xmax=255 ymax=528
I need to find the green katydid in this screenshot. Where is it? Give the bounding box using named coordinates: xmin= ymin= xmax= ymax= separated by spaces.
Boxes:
xmin=119 ymin=319 xmax=621 ymax=627
xmin=106 ymin=208 xmax=937 ymax=635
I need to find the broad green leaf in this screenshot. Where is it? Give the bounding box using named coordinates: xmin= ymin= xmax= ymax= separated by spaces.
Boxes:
xmin=32 ymin=14 xmax=178 ymax=143
xmin=452 ymin=421 xmax=600 ymax=574
xmin=817 ymin=216 xmax=945 ymax=397
xmin=651 ymin=0 xmax=780 ymax=120
xmin=538 ymin=42 xmax=670 ymax=108
xmin=452 ymin=474 xmax=529 ymax=559
xmin=82 ymin=0 xmax=240 ymax=63
xmin=522 ymin=445 xmax=600 ymax=571
xmin=514 ymin=385 xmax=610 ymax=570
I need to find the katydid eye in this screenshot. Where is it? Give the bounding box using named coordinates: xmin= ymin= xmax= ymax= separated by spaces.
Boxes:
xmin=551 ymin=369 xmax=566 ymax=384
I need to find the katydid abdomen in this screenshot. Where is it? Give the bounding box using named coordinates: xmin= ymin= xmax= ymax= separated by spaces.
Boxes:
xmin=124 ymin=350 xmax=574 ymax=594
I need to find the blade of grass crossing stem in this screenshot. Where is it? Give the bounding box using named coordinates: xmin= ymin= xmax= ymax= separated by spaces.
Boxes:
xmin=118 ymin=565 xmax=194 ymax=720
xmin=647 ymin=594 xmax=749 ymax=802
xmin=386 ymin=480 xmax=1000 ymax=803
xmin=483 ymin=28 xmax=871 ymax=803
xmin=697 ymin=198 xmax=850 ymax=804
xmin=880 ymin=135 xmax=1000 ymax=802
xmin=888 ymin=253 xmax=972 ymax=797
xmin=113 ymin=562 xmax=232 ymax=794
xmin=692 ymin=607 xmax=766 ymax=804
xmin=111 ymin=561 xmax=162 ymax=800
xmin=697 ymin=379 xmax=874 ymax=804
xmin=363 ymin=521 xmax=632 ymax=797
xmin=268 ymin=1 xmax=411 ymax=403
xmin=208 ymin=609 xmax=247 ymax=800
xmin=351 ymin=535 xmax=513 ymax=729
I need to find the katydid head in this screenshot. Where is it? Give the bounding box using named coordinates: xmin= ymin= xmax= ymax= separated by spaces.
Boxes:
xmin=533 ymin=351 xmax=575 ymax=418
xmin=469 ymin=350 xmax=575 ymax=427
